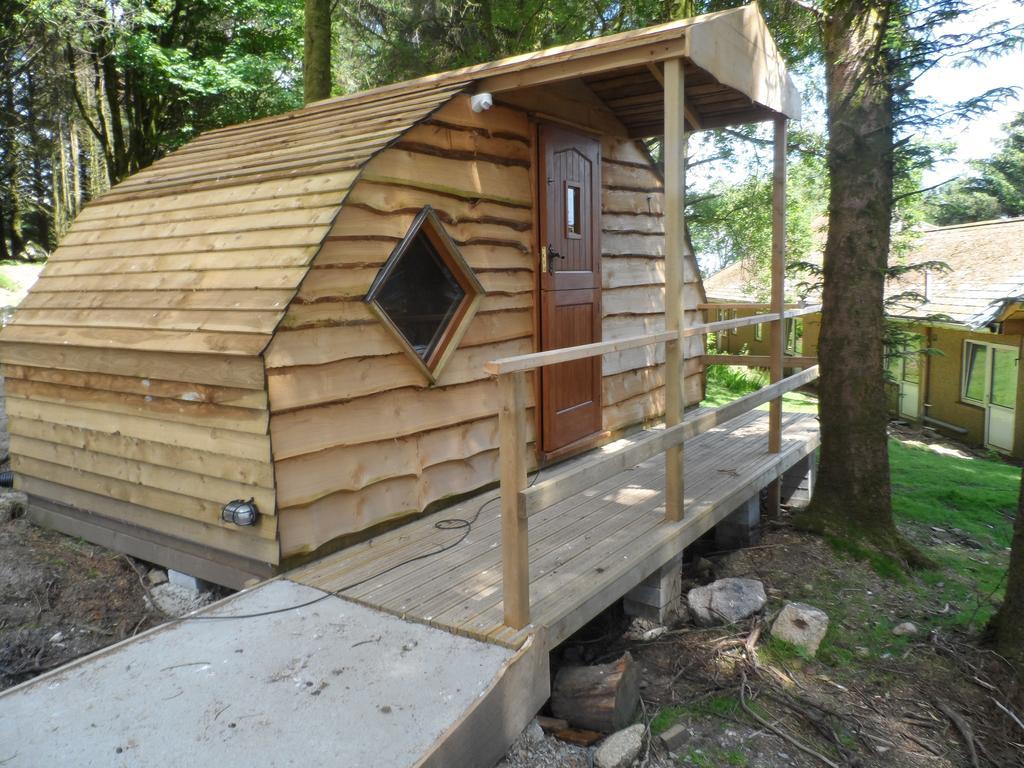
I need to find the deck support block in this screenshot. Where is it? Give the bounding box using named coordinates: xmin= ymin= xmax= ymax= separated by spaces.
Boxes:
xmin=715 ymin=495 xmax=762 ymax=551
xmin=780 ymin=452 xmax=816 ymax=507
xmin=624 ymin=553 xmax=683 ymax=624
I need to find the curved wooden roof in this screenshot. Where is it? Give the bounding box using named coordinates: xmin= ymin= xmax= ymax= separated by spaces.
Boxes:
xmin=2 ymin=82 xmax=468 ymax=357
xmin=3 ymin=5 xmax=798 ymax=358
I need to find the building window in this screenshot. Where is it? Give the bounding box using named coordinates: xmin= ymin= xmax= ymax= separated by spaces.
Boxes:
xmin=963 ymin=340 xmax=1018 ymax=407
xmin=785 ymin=319 xmax=804 ymax=355
xmin=962 ymin=342 xmax=988 ymax=404
xmin=754 ymin=323 xmax=763 ymax=342
xmin=365 ymin=207 xmax=484 ymax=382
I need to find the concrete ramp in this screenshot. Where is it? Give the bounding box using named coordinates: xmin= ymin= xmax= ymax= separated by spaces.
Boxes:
xmin=0 ymin=579 xmax=549 ymax=768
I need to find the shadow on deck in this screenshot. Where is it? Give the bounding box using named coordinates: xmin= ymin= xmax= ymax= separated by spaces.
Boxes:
xmin=291 ymin=408 xmax=819 ymax=652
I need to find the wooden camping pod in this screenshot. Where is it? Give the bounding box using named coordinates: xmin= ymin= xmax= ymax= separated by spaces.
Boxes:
xmin=0 ymin=6 xmax=797 ymax=584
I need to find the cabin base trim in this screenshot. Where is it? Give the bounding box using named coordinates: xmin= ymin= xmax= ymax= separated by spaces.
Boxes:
xmin=26 ymin=494 xmax=274 ymax=590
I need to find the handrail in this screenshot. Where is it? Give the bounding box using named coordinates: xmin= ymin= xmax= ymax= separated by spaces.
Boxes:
xmin=518 ymin=365 xmax=819 ymax=518
xmin=484 ymin=330 xmax=676 ymax=375
xmin=684 ymin=303 xmax=822 ymax=338
xmin=703 ymin=354 xmax=817 ymax=368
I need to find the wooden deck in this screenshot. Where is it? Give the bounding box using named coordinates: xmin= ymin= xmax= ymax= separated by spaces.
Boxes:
xmin=291 ymin=409 xmax=818 ymax=651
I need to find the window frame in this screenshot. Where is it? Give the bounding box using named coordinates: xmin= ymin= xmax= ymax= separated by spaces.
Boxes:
xmin=364 ymin=206 xmax=484 ymax=384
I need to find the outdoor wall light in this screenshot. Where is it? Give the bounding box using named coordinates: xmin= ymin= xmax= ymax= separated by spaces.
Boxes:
xmin=470 ymin=92 xmax=494 ymax=112
xmin=222 ymin=498 xmax=260 ymax=527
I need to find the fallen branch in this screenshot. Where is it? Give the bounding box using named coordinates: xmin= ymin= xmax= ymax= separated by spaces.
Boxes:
xmin=935 ymin=701 xmax=979 ymax=768
xmin=739 ymin=672 xmax=840 ymax=768
xmin=990 ymin=696 xmax=1024 ymax=735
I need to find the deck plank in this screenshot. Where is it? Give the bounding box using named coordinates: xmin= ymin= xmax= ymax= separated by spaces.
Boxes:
xmin=288 ymin=409 xmax=819 ymax=648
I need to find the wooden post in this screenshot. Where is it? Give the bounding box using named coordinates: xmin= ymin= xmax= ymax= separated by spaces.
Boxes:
xmin=663 ymin=57 xmax=686 ymax=522
xmin=766 ymin=118 xmax=787 ymax=517
xmin=499 ymin=370 xmax=530 ymax=628
xmin=768 ymin=118 xmax=787 ymax=454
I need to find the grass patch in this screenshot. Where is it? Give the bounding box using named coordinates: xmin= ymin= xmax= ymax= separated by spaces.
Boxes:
xmin=0 ymin=273 xmax=19 ymax=292
xmin=890 ymin=438 xmax=1016 ymax=629
xmin=701 ymin=364 xmax=818 ymax=413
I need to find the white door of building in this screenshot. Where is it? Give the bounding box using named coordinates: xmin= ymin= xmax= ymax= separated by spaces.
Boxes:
xmin=985 ymin=346 xmax=1018 ymax=452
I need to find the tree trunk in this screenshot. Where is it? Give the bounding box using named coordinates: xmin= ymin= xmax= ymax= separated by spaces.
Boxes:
xmin=303 ymin=0 xmax=332 ymax=104
xmin=805 ymin=1 xmax=913 ymax=558
xmin=549 ymin=653 xmax=639 ymax=733
xmin=990 ymin=474 xmax=1024 ymax=672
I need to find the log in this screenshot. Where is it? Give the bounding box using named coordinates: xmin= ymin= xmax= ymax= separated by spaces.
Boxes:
xmin=549 ymin=652 xmax=639 ymax=733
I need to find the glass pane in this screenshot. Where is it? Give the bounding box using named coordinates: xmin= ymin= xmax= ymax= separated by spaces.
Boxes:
xmin=566 ymin=184 xmax=581 ymax=235
xmin=375 ymin=231 xmax=465 ymax=361
xmin=754 ymin=323 xmax=763 ymax=341
xmin=990 ymin=348 xmax=1018 ymax=408
xmin=793 ymin=320 xmax=804 ymax=354
xmin=964 ymin=343 xmax=987 ymax=402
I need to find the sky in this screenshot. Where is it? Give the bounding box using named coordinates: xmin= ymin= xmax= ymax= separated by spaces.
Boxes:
xmin=916 ymin=0 xmax=1024 ymax=186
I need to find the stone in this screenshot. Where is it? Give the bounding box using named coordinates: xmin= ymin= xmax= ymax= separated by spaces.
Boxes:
xmin=148 ymin=583 xmax=214 ymax=617
xmin=0 ymin=492 xmax=28 ymax=523
xmin=659 ymin=723 xmax=688 ymax=751
xmin=771 ymin=602 xmax=830 ymax=656
xmin=687 ymin=578 xmax=767 ymax=626
xmin=146 ymin=569 xmax=169 ymax=587
xmin=518 ymin=719 xmax=545 ymax=747
xmin=594 ymin=724 xmax=645 ymax=768
xmin=892 ymin=621 xmax=918 ymax=637
xmin=168 ymin=569 xmax=203 ymax=592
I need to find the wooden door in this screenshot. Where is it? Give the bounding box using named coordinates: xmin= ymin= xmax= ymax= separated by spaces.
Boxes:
xmin=538 ymin=123 xmax=603 ymax=454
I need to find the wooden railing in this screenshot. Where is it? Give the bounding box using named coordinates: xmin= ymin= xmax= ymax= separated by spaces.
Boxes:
xmin=485 ymin=325 xmax=820 ymax=629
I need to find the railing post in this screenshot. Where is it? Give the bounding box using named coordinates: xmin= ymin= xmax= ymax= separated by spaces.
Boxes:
xmin=663 ymin=57 xmax=686 ymax=523
xmin=499 ymin=370 xmax=529 ymax=628
xmin=767 ymin=118 xmax=787 ymax=515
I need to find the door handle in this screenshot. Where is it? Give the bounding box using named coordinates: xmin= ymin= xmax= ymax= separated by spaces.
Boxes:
xmin=546 ymin=244 xmax=565 ymax=275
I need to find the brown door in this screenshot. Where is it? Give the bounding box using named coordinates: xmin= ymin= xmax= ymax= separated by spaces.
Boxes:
xmin=538 ymin=123 xmax=603 ymax=455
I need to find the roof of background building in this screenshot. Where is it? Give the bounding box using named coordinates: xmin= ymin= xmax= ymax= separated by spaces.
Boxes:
xmin=703 ymin=217 xmax=1024 ymax=329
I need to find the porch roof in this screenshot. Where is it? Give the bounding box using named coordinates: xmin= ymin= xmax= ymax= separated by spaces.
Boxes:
xmin=309 ymin=3 xmax=801 ymax=136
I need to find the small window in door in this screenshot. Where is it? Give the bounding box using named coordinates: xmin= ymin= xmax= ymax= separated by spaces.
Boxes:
xmin=566 ymin=183 xmax=582 ymax=237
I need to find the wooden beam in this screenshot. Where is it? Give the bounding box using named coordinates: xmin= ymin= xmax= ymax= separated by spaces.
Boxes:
xmin=768 ymin=117 xmax=787 ymax=455
xmin=663 ymin=57 xmax=686 ymax=523
xmin=697 ymin=302 xmax=804 ymax=310
xmin=646 ymin=63 xmax=702 ymax=131
xmin=485 ymin=331 xmax=675 ymax=375
xmin=703 ymin=354 xmax=817 ymax=368
xmin=519 ymin=365 xmax=820 ymax=517
xmin=499 ymin=371 xmax=530 ymax=629
xmin=477 ymin=37 xmax=689 ymax=94
xmin=685 ymin=304 xmax=821 ymax=338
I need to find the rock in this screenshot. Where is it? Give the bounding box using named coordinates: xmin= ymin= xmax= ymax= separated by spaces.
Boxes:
xmin=0 ymin=492 xmax=28 ymax=523
xmin=518 ymin=719 xmax=545 ymax=748
xmin=892 ymin=621 xmax=918 ymax=637
xmin=687 ymin=578 xmax=767 ymax=626
xmin=594 ymin=724 xmax=644 ymax=768
xmin=48 ymin=631 xmax=64 ymax=644
xmin=148 ymin=583 xmax=214 ymax=617
xmin=640 ymin=626 xmax=666 ymax=642
xmin=146 ymin=569 xmax=168 ymax=587
xmin=771 ymin=602 xmax=830 ymax=656
xmin=659 ymin=723 xmax=688 ymax=751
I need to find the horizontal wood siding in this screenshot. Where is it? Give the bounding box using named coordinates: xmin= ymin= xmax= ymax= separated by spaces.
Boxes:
xmin=3 ymin=358 xmax=279 ymax=565
xmin=600 ymin=137 xmax=703 ymax=433
xmin=268 ymin=96 xmax=538 ymax=557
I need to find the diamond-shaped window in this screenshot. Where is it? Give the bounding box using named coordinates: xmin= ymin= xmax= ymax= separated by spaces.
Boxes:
xmin=365 ymin=206 xmax=484 ymax=382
